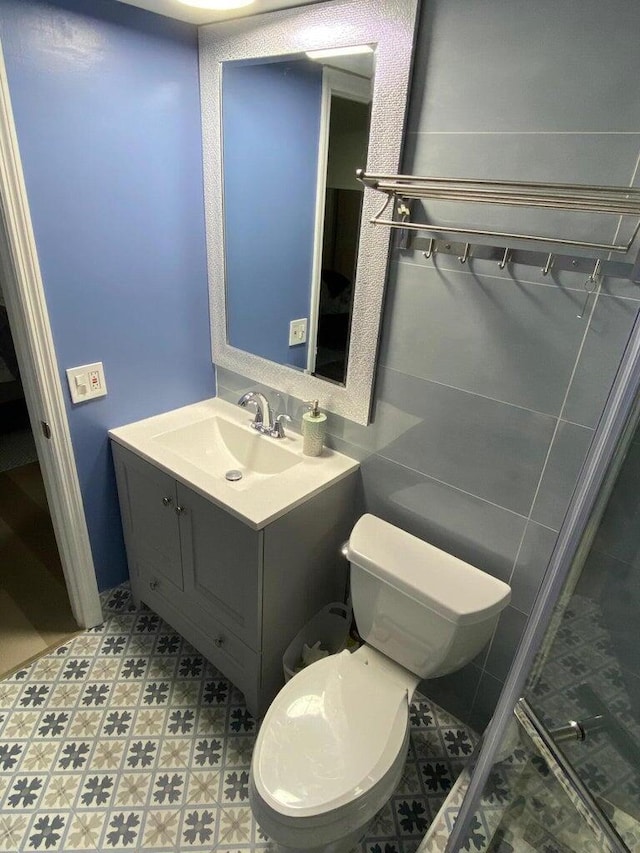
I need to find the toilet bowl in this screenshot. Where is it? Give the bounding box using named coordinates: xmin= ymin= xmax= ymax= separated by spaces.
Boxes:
xmin=250 ymin=514 xmax=511 ymax=853
xmin=250 ymin=645 xmax=418 ymax=853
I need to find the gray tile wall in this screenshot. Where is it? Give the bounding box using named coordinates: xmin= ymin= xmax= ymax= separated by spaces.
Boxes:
xmin=218 ymin=0 xmax=640 ymax=730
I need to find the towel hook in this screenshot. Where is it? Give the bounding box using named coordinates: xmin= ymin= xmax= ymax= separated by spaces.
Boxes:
xmin=577 ymin=258 xmax=602 ymax=319
xmin=458 ymin=243 xmax=470 ymax=264
xmin=542 ymin=253 xmax=554 ymax=276
xmin=423 ymin=238 xmax=435 ymax=260
xmin=499 ymin=248 xmax=510 ymax=270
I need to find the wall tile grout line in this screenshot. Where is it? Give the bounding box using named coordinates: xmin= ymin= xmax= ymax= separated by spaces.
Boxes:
xmin=373 ymin=452 xmax=535 ymax=524
xmin=606 ymin=147 xmax=640 ymax=256
xmin=377 ymin=363 xmax=595 ymax=430
xmin=474 ymin=279 xmax=606 ymax=700
xmin=522 ymin=283 xmax=604 ymax=524
xmin=628 ymin=148 xmax=640 ymax=187
xmin=473 ymin=279 xmax=609 ymax=697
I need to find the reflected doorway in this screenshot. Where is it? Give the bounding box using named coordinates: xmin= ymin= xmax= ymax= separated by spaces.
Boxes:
xmin=314 ymin=96 xmax=370 ymax=383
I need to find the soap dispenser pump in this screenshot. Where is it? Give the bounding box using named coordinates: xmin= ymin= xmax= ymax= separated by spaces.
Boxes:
xmin=302 ymin=400 xmax=327 ymax=457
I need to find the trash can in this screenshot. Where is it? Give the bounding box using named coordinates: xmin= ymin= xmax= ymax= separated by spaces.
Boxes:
xmin=283 ymin=602 xmax=351 ymax=682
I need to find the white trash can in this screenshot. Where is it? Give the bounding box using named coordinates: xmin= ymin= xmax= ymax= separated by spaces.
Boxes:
xmin=282 ymin=602 xmax=351 ymax=682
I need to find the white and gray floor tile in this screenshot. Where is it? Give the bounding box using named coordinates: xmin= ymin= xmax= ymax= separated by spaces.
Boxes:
xmin=0 ymin=584 xmax=477 ymax=852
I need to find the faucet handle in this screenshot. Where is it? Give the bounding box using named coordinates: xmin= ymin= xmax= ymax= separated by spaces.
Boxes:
xmin=273 ymin=413 xmax=291 ymax=439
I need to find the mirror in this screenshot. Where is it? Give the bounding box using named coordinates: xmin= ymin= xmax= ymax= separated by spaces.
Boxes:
xmin=200 ymin=0 xmax=419 ymax=425
xmin=222 ymin=51 xmax=373 ymax=385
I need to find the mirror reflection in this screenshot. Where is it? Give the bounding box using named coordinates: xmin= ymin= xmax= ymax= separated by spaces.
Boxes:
xmin=222 ymin=47 xmax=374 ymax=386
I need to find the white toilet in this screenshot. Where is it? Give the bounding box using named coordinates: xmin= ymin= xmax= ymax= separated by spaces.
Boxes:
xmin=249 ymin=514 xmax=511 ymax=853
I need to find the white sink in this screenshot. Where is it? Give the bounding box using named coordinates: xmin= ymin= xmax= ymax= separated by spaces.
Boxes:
xmin=154 ymin=415 xmax=301 ymax=478
xmin=109 ymin=397 xmax=358 ymax=529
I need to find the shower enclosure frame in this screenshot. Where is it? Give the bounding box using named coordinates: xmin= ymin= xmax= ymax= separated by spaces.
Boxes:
xmin=445 ymin=306 xmax=640 ymax=852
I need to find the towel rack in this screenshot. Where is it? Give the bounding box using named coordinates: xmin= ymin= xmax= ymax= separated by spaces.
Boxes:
xmin=356 ymin=170 xmax=640 ymax=282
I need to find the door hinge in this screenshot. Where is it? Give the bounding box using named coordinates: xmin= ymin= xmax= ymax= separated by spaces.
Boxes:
xmin=41 ymin=420 xmax=52 ymax=440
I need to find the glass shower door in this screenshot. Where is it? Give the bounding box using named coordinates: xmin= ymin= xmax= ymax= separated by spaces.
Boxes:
xmin=522 ymin=420 xmax=640 ymax=847
xmin=450 ymin=412 xmax=640 ymax=852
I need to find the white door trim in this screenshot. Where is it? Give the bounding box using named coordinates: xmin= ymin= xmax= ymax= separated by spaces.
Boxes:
xmin=0 ymin=43 xmax=102 ymax=629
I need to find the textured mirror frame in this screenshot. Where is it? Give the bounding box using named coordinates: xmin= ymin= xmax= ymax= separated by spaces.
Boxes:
xmin=200 ymin=0 xmax=419 ymax=425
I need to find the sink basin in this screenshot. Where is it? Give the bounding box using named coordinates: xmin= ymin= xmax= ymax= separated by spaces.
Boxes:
xmin=154 ymin=415 xmax=301 ymax=477
xmin=109 ymin=397 xmax=358 ymax=529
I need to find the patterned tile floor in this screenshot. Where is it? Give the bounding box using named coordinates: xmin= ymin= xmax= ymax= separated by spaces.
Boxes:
xmin=0 ymin=584 xmax=477 ymax=852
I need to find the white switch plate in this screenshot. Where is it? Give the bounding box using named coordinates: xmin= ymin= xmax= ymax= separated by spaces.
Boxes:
xmin=289 ymin=318 xmax=307 ymax=346
xmin=66 ymin=361 xmax=108 ymax=404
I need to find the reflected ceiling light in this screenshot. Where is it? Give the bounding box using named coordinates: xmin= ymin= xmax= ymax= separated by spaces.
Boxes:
xmin=305 ymin=45 xmax=374 ymax=60
xmin=176 ymin=0 xmax=255 ymax=9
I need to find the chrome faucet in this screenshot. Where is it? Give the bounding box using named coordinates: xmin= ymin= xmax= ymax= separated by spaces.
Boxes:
xmin=238 ymin=391 xmax=272 ymax=431
xmin=238 ymin=392 xmax=291 ymax=438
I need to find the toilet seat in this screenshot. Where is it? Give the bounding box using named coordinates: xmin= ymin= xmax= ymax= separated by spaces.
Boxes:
xmin=252 ymin=649 xmax=410 ymax=820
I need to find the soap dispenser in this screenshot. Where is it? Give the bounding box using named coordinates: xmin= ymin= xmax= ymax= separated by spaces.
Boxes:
xmin=302 ymin=400 xmax=327 ymax=457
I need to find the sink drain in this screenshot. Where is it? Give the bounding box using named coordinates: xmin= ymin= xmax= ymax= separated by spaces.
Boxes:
xmin=225 ymin=469 xmax=243 ymax=482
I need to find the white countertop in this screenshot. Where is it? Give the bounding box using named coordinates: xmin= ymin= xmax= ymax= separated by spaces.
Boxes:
xmin=109 ymin=397 xmax=359 ymax=530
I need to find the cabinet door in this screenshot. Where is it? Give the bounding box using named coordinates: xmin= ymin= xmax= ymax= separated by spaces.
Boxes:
xmin=113 ymin=446 xmax=183 ymax=591
xmin=178 ymin=484 xmax=262 ymax=651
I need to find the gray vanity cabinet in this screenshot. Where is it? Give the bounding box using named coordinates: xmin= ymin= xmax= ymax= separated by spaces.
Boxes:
xmin=111 ymin=442 xmax=357 ymax=716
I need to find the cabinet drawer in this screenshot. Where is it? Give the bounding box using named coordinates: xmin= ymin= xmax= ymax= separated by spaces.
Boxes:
xmin=135 ymin=570 xmax=260 ymax=711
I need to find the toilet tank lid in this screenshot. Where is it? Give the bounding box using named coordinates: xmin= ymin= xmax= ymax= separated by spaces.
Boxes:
xmin=346 ymin=515 xmax=511 ymax=625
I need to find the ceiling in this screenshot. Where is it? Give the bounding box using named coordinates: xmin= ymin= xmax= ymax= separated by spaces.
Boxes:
xmin=113 ymin=0 xmax=329 ymax=26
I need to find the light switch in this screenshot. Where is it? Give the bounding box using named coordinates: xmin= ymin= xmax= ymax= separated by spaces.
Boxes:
xmin=74 ymin=373 xmax=88 ymax=396
xmin=67 ymin=362 xmax=107 ymax=404
xmin=289 ymin=318 xmax=308 ymax=346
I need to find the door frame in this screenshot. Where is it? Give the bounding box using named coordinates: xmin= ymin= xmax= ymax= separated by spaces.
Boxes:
xmin=0 ymin=44 xmax=102 ymax=628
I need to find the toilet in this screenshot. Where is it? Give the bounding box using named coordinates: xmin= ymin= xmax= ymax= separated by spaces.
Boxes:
xmin=249 ymin=514 xmax=511 ymax=853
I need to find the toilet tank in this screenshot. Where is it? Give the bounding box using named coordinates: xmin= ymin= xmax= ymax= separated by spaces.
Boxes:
xmin=346 ymin=515 xmax=511 ymax=679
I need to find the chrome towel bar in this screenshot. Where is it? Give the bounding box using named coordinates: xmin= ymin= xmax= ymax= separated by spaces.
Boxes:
xmin=357 ymin=170 xmax=640 ymax=281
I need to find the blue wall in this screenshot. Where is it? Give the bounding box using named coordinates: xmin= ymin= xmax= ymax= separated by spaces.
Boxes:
xmin=223 ymin=58 xmax=322 ymax=369
xmin=0 ymin=0 xmax=214 ymax=590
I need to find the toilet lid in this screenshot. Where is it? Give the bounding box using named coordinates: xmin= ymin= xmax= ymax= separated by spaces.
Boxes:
xmin=253 ymin=650 xmax=409 ymax=818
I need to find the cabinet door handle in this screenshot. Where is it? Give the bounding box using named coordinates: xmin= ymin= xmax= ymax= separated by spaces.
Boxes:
xmin=162 ymin=496 xmax=173 ymax=507
xmin=149 ymin=578 xmax=159 ymax=591
xmin=213 ymin=636 xmax=225 ymax=648
xmin=175 ymin=505 xmax=186 ymax=515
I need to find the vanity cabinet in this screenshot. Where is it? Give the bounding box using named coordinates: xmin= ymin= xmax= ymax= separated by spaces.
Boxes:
xmin=112 ymin=442 xmax=358 ymax=716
